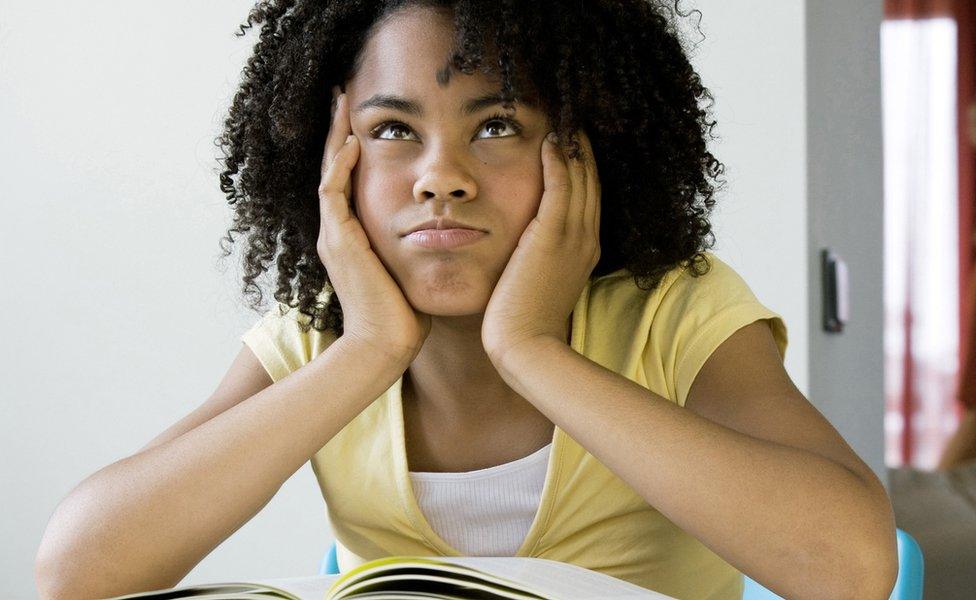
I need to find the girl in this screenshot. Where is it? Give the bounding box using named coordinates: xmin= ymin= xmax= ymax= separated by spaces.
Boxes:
xmin=34 ymin=2 xmax=899 ymax=599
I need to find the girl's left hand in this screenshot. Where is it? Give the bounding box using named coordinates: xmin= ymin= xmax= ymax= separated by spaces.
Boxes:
xmin=481 ymin=129 xmax=602 ymax=367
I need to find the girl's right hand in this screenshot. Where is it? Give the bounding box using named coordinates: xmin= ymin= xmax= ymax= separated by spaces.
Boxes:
xmin=316 ymin=86 xmax=431 ymax=364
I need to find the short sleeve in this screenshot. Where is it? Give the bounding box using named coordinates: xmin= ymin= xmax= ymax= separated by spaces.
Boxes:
xmin=240 ymin=301 xmax=338 ymax=383
xmin=643 ymin=253 xmax=789 ymax=408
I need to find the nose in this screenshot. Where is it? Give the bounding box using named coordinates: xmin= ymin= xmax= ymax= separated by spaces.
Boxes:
xmin=412 ymin=150 xmax=478 ymax=204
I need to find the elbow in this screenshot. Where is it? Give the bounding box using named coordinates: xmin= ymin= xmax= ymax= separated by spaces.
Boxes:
xmin=851 ymin=510 xmax=900 ymax=599
xmin=820 ymin=557 xmax=896 ymax=600
xmin=847 ymin=471 xmax=900 ymax=599
xmin=777 ymin=477 xmax=900 ymax=600
xmin=34 ymin=493 xmax=106 ymax=600
xmin=34 ymin=555 xmax=72 ymax=600
xmin=856 ymin=572 xmax=898 ymax=600
xmin=818 ymin=549 xmax=897 ymax=600
xmin=825 ymin=488 xmax=899 ymax=600
xmin=35 ymin=541 xmax=92 ymax=600
xmin=35 ymin=556 xmax=116 ymax=600
xmin=856 ymin=548 xmax=899 ymax=600
xmin=872 ymin=502 xmax=901 ymax=598
xmin=35 ymin=523 xmax=69 ymax=600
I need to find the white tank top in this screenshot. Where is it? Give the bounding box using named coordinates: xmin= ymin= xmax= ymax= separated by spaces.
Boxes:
xmin=407 ymin=442 xmax=552 ymax=556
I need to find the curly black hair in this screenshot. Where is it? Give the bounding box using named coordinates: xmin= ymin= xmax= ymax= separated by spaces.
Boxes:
xmin=215 ymin=0 xmax=725 ymax=337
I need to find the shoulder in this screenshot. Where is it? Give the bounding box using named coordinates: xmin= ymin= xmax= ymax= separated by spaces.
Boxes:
xmin=589 ymin=251 xmax=762 ymax=322
xmin=240 ymin=293 xmax=339 ymax=382
xmin=655 ymin=251 xmax=758 ymax=305
xmin=589 ymin=253 xmax=788 ymax=407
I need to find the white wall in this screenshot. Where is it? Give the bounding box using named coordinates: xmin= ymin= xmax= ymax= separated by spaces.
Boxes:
xmin=681 ymin=1 xmax=809 ymax=395
xmin=2 ymin=2 xmax=334 ymax=597
xmin=805 ymin=0 xmax=887 ymax=483
xmin=3 ymin=1 xmax=812 ymax=598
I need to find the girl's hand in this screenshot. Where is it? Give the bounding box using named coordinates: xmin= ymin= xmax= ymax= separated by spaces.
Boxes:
xmin=481 ymin=130 xmax=601 ymax=367
xmin=317 ymin=87 xmax=431 ymax=364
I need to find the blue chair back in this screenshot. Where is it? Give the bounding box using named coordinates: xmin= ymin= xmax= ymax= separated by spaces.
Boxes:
xmin=320 ymin=528 xmax=924 ymax=599
xmin=320 ymin=540 xmax=339 ymax=575
xmin=743 ymin=528 xmax=923 ymax=600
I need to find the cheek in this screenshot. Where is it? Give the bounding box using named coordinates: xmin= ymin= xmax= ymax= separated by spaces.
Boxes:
xmin=351 ymin=161 xmax=409 ymax=238
xmin=356 ymin=142 xmax=423 ymax=188
xmin=484 ymin=154 xmax=545 ymax=230
xmin=509 ymin=196 xmax=542 ymax=236
xmin=353 ymin=145 xmax=414 ymax=193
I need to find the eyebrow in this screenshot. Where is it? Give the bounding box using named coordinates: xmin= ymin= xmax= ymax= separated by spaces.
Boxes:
xmin=352 ymin=92 xmax=522 ymax=118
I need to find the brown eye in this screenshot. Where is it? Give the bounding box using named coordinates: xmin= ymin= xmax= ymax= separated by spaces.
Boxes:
xmin=368 ymin=114 xmax=524 ymax=142
xmin=482 ymin=120 xmax=511 ymax=137
xmin=476 ymin=114 xmax=523 ymax=139
xmin=370 ymin=122 xmax=418 ymax=141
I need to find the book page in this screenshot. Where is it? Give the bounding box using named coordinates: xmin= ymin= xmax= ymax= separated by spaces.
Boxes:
xmin=333 ymin=593 xmax=461 ymax=599
xmin=327 ymin=556 xmax=673 ymax=600
xmin=105 ymin=582 xmax=297 ymax=600
xmin=251 ymin=575 xmax=342 ymax=600
xmin=105 ymin=576 xmax=341 ymax=600
xmin=424 ymin=557 xmax=674 ymax=599
xmin=336 ymin=573 xmax=543 ymax=599
xmin=328 ymin=561 xmax=542 ymax=599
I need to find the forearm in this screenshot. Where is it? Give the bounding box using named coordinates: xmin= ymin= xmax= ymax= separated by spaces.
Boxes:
xmin=495 ymin=339 xmax=896 ymax=600
xmin=35 ymin=337 xmax=409 ymax=600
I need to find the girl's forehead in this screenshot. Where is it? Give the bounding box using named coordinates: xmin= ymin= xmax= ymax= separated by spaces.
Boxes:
xmin=358 ymin=7 xmax=458 ymax=70
xmin=353 ymin=7 xmax=503 ymax=86
xmin=347 ymin=6 xmax=540 ymax=113
xmin=348 ymin=51 xmax=522 ymax=115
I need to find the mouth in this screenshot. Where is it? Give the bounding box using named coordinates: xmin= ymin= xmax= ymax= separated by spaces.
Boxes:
xmin=401 ymin=217 xmax=486 ymax=237
xmin=403 ymin=228 xmax=487 ymax=249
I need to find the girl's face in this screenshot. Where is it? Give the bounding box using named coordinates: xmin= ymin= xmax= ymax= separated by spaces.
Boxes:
xmin=343 ymin=5 xmax=551 ymax=317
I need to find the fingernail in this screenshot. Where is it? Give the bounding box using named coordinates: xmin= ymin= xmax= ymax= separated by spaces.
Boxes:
xmin=344 ymin=134 xmax=355 ymax=145
xmin=546 ymin=131 xmax=558 ymax=144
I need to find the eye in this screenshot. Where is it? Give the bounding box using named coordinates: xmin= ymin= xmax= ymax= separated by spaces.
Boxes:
xmin=370 ymin=121 xmax=418 ymax=141
xmin=368 ymin=113 xmax=524 ymax=141
xmin=474 ymin=113 xmax=523 ymax=139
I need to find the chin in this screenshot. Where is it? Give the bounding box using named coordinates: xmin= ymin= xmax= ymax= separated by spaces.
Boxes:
xmin=412 ymin=301 xmax=486 ymax=317
xmin=402 ymin=270 xmax=494 ymax=317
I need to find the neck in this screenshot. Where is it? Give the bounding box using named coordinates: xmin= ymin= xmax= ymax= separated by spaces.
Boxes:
xmin=403 ymin=313 xmax=572 ymax=423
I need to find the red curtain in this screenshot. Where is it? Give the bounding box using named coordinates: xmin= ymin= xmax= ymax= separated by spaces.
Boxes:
xmin=884 ymin=0 xmax=976 ymax=464
xmin=955 ymin=3 xmax=976 ymax=412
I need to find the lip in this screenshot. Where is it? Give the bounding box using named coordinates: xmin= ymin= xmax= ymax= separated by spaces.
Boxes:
xmin=402 ymin=218 xmax=486 ymax=236
xmin=405 ymin=228 xmax=487 ymax=249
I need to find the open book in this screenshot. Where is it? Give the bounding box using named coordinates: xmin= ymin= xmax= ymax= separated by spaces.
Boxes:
xmin=105 ymin=555 xmax=675 ymax=599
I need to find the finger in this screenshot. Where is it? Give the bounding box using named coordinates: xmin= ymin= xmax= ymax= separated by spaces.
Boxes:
xmin=339 ymin=92 xmax=356 ymax=203
xmin=324 ymin=86 xmax=342 ymax=164
xmin=331 ymin=84 xmax=341 ymax=118
xmin=593 ymin=168 xmax=601 ymax=237
xmin=322 ymin=92 xmax=352 ymax=172
xmin=541 ymin=132 xmax=571 ymax=232
xmin=566 ymin=132 xmax=588 ymax=232
xmin=319 ymin=134 xmax=360 ymax=228
xmin=579 ymin=131 xmax=600 ymax=234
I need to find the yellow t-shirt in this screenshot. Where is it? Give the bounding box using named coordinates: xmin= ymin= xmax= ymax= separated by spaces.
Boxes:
xmin=241 ymin=251 xmax=788 ymax=600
